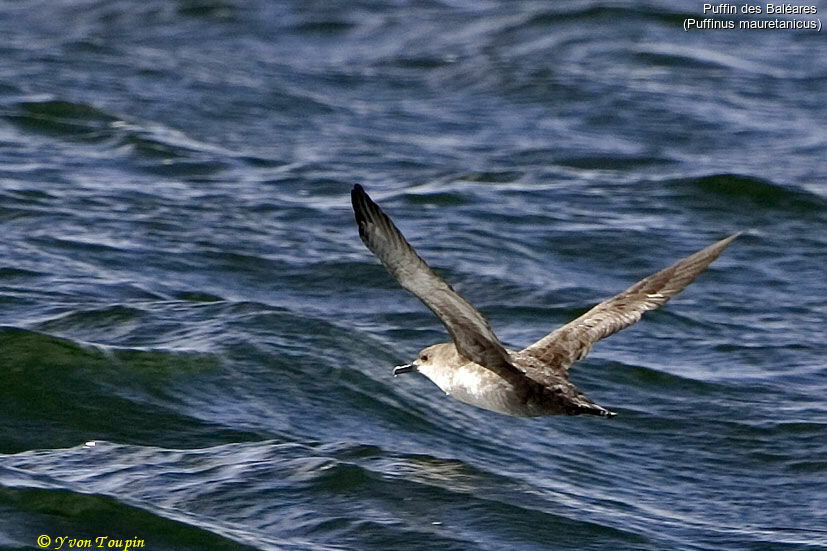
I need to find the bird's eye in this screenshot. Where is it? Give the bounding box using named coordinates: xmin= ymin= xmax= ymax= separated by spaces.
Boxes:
xmin=420 ymin=354 xmax=428 ymax=362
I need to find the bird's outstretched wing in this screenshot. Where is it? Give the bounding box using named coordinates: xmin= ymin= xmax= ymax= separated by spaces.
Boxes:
xmin=351 ymin=184 xmax=525 ymax=386
xmin=521 ymin=233 xmax=740 ymax=376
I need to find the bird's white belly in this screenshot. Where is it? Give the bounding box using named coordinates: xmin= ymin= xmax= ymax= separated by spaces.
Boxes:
xmin=445 ymin=364 xmax=527 ymax=416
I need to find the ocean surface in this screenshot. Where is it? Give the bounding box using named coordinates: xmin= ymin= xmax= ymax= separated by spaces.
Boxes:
xmin=1 ymin=1 xmax=826 ymax=550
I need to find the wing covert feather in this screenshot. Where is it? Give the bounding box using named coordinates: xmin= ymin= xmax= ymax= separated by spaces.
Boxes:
xmin=522 ymin=233 xmax=740 ymax=375
xmin=351 ymin=185 xmax=524 ymax=384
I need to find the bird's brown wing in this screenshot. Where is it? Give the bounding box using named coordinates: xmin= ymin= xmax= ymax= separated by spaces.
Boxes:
xmin=351 ymin=185 xmax=527 ymax=386
xmin=521 ymin=233 xmax=740 ymax=377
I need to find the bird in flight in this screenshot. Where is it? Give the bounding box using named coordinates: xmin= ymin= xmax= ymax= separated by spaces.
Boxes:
xmin=351 ymin=184 xmax=738 ymax=418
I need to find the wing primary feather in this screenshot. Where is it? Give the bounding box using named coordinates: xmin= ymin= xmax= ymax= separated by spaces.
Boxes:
xmin=521 ymin=232 xmax=740 ymax=375
xmin=351 ymin=185 xmax=525 ymax=384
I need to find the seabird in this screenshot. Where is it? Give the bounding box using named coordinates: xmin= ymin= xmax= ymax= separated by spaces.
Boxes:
xmin=351 ymin=184 xmax=738 ymax=417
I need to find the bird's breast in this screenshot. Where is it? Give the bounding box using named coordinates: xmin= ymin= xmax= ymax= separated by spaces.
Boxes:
xmin=443 ymin=363 xmax=532 ymax=416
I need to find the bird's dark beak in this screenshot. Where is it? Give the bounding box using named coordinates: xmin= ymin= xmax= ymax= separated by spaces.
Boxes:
xmin=393 ymin=363 xmax=416 ymax=376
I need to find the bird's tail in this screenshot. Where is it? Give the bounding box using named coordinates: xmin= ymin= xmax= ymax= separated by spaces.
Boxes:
xmin=567 ymin=399 xmax=617 ymax=418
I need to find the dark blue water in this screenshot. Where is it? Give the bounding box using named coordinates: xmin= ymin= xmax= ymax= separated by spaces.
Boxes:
xmin=1 ymin=2 xmax=826 ymax=550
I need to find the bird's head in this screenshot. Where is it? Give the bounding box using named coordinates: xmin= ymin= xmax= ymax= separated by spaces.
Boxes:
xmin=393 ymin=342 xmax=460 ymax=379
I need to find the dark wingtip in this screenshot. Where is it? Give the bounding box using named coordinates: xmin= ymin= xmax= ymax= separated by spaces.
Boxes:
xmin=351 ymin=184 xmax=366 ymax=210
xmin=351 ymin=184 xmax=370 ymax=231
xmin=723 ymin=231 xmax=742 ymax=244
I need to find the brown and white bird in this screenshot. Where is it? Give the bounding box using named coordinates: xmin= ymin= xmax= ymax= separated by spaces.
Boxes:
xmin=351 ymin=184 xmax=738 ymax=418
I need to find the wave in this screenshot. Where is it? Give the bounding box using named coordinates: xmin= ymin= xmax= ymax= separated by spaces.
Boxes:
xmin=0 ymin=327 xmax=258 ymax=455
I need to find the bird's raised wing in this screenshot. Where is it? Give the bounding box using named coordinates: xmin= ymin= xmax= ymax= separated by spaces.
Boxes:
xmin=521 ymin=233 xmax=740 ymax=376
xmin=351 ymin=185 xmax=525 ymax=386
